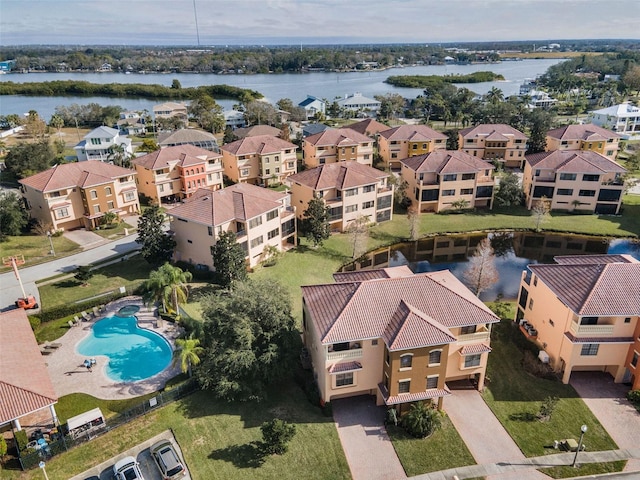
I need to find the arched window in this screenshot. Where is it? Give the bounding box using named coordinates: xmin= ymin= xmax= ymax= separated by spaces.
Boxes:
xmin=400 ymin=354 xmax=413 ymax=368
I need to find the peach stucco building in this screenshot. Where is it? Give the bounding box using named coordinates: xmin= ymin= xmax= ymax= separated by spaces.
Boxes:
xmin=458 ymin=124 xmax=528 ymax=168
xmin=515 ymin=254 xmax=640 ymax=390
xmin=302 ymin=128 xmax=374 ymax=168
xmin=546 ymin=123 xmax=622 ymax=160
xmin=168 ymin=183 xmax=296 ymax=269
xmin=302 ymin=266 xmax=499 ymax=410
xmin=378 ymin=125 xmax=447 ymax=169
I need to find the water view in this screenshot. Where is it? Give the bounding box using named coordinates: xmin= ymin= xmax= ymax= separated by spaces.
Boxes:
xmin=342 ymin=232 xmax=640 ymax=301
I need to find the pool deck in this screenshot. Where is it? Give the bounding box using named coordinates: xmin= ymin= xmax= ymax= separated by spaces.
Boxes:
xmin=43 ymin=297 xmax=183 ymax=400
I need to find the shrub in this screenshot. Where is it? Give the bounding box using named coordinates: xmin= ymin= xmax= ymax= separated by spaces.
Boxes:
xmin=14 ymin=430 xmax=28 ymax=451
xmin=0 ymin=435 xmax=7 ymax=463
xmin=522 ymin=350 xmax=557 ymax=380
xmin=28 ymin=316 xmax=41 ymax=331
xmin=537 ymin=396 xmax=559 ymax=421
xmin=37 ymin=291 xmax=129 ymax=323
xmin=401 ymin=401 xmax=442 ymax=438
xmin=627 ymin=390 xmax=640 ymax=410
xmin=260 ymin=418 xmax=296 ymax=455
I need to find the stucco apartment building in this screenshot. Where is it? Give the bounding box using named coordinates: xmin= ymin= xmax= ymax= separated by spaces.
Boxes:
xmin=287 ymin=161 xmax=394 ymax=232
xmin=400 ymin=150 xmax=495 ymax=213
xmin=458 ymin=124 xmax=529 ymax=168
xmin=131 ymin=145 xmax=223 ymax=204
xmin=546 ymin=123 xmax=622 ymax=160
xmin=302 ymin=266 xmax=500 ymax=410
xmin=19 ymin=161 xmax=139 ymax=231
xmin=515 ymin=254 xmax=640 ymax=390
xmin=220 ymin=134 xmax=298 ymax=186
xmin=522 ymin=150 xmax=626 ymax=214
xmin=303 ymin=128 xmax=374 ymax=168
xmin=168 ymin=183 xmax=296 ymax=269
xmin=378 ymin=125 xmax=448 ymax=170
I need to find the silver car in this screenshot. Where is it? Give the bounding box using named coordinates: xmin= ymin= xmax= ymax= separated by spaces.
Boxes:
xmin=113 ymin=456 xmax=145 ymax=480
xmin=150 ymin=440 xmax=186 ymax=479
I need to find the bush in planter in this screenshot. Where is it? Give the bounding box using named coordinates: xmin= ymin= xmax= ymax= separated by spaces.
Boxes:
xmin=14 ymin=430 xmax=28 ymax=451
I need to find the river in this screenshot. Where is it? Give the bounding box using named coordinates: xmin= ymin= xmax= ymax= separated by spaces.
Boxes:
xmin=0 ymin=59 xmax=563 ymax=119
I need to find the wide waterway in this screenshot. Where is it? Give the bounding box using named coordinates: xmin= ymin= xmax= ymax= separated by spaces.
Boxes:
xmin=0 ymin=58 xmax=563 ymax=119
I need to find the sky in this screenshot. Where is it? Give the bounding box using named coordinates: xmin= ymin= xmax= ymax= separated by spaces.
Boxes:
xmin=1 ymin=0 xmax=639 ymax=46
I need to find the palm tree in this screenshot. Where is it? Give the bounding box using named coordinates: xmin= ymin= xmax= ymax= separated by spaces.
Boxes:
xmin=173 ymin=334 xmax=204 ymax=377
xmin=486 ymin=87 xmax=504 ymax=104
xmin=142 ymin=263 xmax=193 ymax=315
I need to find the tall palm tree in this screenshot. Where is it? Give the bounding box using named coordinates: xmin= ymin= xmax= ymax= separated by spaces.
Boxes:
xmin=142 ymin=263 xmax=193 ymax=314
xmin=486 ymin=87 xmax=504 ymax=105
xmin=173 ymin=334 xmax=204 ymax=377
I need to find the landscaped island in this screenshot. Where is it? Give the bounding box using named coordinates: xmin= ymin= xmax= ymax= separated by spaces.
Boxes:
xmin=385 ymin=71 xmax=505 ymax=87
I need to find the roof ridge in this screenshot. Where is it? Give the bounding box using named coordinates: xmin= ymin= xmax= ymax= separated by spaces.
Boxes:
xmin=420 ymin=272 xmax=499 ymax=319
xmin=321 ymin=282 xmax=363 ymax=343
xmin=577 ymin=264 xmax=608 ymax=315
xmin=404 ymin=301 xmax=456 ymax=339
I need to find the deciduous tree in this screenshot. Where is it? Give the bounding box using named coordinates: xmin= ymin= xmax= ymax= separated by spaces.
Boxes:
xmin=463 ymin=238 xmax=499 ymax=297
xmin=407 ymin=205 xmax=420 ymax=241
xmin=346 ymin=215 xmax=370 ymax=259
xmin=0 ymin=191 xmax=29 ymax=239
xmin=531 ymin=197 xmax=551 ymax=232
xmin=4 ymin=141 xmax=54 ymax=179
xmin=136 ymin=205 xmax=176 ymax=266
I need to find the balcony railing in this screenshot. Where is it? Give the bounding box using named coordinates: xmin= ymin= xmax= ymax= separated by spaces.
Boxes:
xmin=570 ymin=322 xmax=615 ymax=336
xmin=327 ymin=348 xmax=363 ymax=361
xmin=457 ymin=331 xmax=491 ymax=343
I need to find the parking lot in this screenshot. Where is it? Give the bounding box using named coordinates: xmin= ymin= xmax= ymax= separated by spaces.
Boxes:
xmin=69 ymin=430 xmax=190 ymax=480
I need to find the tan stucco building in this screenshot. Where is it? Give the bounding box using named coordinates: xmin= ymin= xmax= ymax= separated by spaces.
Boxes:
xmin=287 ymin=161 xmax=393 ymax=232
xmin=378 ymin=125 xmax=448 ymax=169
xmin=302 ymin=266 xmax=500 ymax=410
xmin=303 ymin=128 xmax=374 ymax=168
xmin=515 ymin=255 xmax=640 ymax=390
xmin=546 ymin=124 xmax=622 ymax=160
xmin=220 ymin=134 xmax=298 ymax=186
xmin=523 ymin=150 xmax=626 ymax=214
xmin=168 ymin=183 xmax=296 ymax=269
xmin=131 ymin=145 xmax=223 ymax=204
xmin=400 ymin=150 xmax=495 ymax=213
xmin=458 ymin=124 xmax=528 ymax=168
xmin=19 ymin=161 xmax=139 ymax=231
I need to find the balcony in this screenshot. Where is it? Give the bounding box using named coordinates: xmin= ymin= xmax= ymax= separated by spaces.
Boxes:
xmin=570 ymin=322 xmax=615 ymax=336
xmin=327 ymin=347 xmax=363 ymax=361
xmin=457 ymin=330 xmax=491 ymax=343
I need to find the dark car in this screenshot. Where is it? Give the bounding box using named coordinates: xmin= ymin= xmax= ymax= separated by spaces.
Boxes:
xmin=150 ymin=440 xmax=186 ymax=479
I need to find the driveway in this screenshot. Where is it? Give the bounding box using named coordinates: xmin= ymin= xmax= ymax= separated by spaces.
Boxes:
xmin=63 ymin=229 xmax=106 ymax=250
xmin=570 ymin=372 xmax=640 ymax=472
xmin=332 ymin=395 xmax=406 ymax=480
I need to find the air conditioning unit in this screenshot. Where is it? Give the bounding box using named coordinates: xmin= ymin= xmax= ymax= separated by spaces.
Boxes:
xmin=538 ymin=350 xmax=550 ymax=364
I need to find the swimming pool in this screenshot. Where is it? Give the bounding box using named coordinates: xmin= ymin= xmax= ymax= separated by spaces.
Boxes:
xmin=77 ymin=315 xmax=172 ymax=382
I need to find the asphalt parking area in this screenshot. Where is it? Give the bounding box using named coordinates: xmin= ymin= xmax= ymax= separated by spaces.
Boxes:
xmin=69 ymin=430 xmax=190 ymax=480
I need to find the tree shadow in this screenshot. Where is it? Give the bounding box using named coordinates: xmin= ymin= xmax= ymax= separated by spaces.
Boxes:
xmin=509 ymin=412 xmax=537 ymax=422
xmin=208 ymin=441 xmax=265 ymax=468
xmin=57 ymin=279 xmax=81 ymax=288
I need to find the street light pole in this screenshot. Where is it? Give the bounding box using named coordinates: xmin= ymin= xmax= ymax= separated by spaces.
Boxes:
xmin=39 ymin=461 xmax=49 ymax=480
xmin=47 ymin=231 xmax=56 ymax=257
xmin=571 ymin=424 xmax=588 ymax=467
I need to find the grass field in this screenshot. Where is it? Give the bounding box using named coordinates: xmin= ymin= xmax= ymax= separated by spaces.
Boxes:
xmin=0 ymin=234 xmax=80 ymax=272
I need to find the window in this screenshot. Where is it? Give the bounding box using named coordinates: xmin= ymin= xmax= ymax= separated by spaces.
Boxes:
xmin=443 ymin=174 xmax=457 ymax=182
xmin=460 ymin=188 xmax=473 ymax=195
xmin=264 ymin=157 xmax=270 ymax=164
xmin=90 ymin=190 xmax=98 ymax=199
xmin=426 ymin=376 xmax=439 ymax=389
xmin=391 ymin=153 xmax=398 ymax=159
xmin=55 ymin=207 xmax=70 ymax=219
xmin=107 ymin=201 xmax=115 ymax=210
xmin=632 ymin=351 xmax=638 ymax=368
xmin=275 ymin=167 xmax=280 ymax=173
xmin=461 ymin=173 xmax=475 ymax=180
xmin=362 ymin=201 xmax=374 ymax=209
xmin=345 ymin=188 xmax=358 ymax=197
xmin=287 ymin=162 xmax=295 ymax=169
xmin=559 ymin=173 xmax=577 ymax=181
xmin=266 ymin=209 xmax=279 ymax=221
xmin=93 ymin=205 xmax=100 ymax=214
xmin=460 ymin=325 xmax=476 ymax=335
xmin=208 ymin=226 xmax=213 ymax=236
xmin=241 ymin=169 xmax=250 ymax=177
xmin=625 ymin=317 xmax=631 ymax=324
xmin=265 ymin=168 xmax=270 ymax=175
xmin=442 ymin=189 xmax=455 ymax=196
xmin=90 ymin=138 xmax=102 ymax=145
xmin=50 ymin=191 xmax=61 ymax=198
xmin=275 ymin=155 xmax=280 ymax=162
xmin=579 ymin=190 xmax=596 ymax=197
xmin=581 ymin=344 xmax=599 ymax=356
xmin=249 ymin=235 xmax=264 ymax=248
xmin=398 ymin=380 xmax=410 ymax=394
xmin=583 ymin=174 xmax=600 ymax=182
xmin=372 ymin=339 xmax=378 ymax=346
xmin=400 ymin=354 xmax=413 ymax=368
xmin=159 ymin=184 xmax=165 ymax=193
xmin=429 ymin=350 xmax=442 ymax=365
xmin=345 ymin=204 xmax=358 ymax=213
xmin=581 ymin=316 xmax=598 ymax=325
xmin=412 ymin=144 xmax=418 ymax=150
xmin=267 ymin=228 xmax=279 ymax=240
xmin=528 ymin=298 xmax=534 ymax=310
xmin=549 ymin=319 xmax=555 ymax=327
xmin=557 ymin=189 xmax=573 ymax=196
xmin=377 ymin=195 xmax=392 ymax=209
xmin=125 ymin=191 xmax=135 ymax=201
xmin=464 ymin=354 xmax=481 ymax=368
xmin=248 ymin=216 xmax=263 ymax=228
xmin=336 ymin=372 xmax=354 ymax=387
xmin=363 ymin=184 xmax=375 ymax=193
xmin=105 ymin=187 xmax=112 ymax=196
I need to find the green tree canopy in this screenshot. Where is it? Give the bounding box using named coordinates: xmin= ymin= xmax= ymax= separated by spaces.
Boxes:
xmin=0 ymin=191 xmax=29 ymax=239
xmin=4 ymin=141 xmax=54 ymax=179
xmin=196 ymin=279 xmax=299 ymax=401
xmin=211 ymin=230 xmax=248 ymax=288
xmin=301 ymin=197 xmax=330 ymax=247
xmin=136 ymin=138 xmax=160 ymax=153
xmin=136 ymin=205 xmax=176 ymax=266
xmin=142 ymin=262 xmax=193 ymax=314
xmin=173 ymin=334 xmax=204 ymax=377
xmin=494 ymin=171 xmax=524 ymax=207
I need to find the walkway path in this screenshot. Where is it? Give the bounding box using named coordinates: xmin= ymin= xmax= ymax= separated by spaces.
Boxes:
xmin=332 ymin=396 xmax=406 ymax=480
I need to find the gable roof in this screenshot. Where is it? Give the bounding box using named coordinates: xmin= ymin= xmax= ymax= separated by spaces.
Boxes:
xmin=379 ymin=125 xmax=448 ymax=142
xmin=525 ymin=150 xmax=626 ymax=174
xmin=301 ymin=267 xmax=499 ymax=345
xmin=153 ymin=102 xmax=187 ymax=111
xmin=84 ymin=126 xmax=120 ymax=139
xmin=592 ymin=103 xmax=640 ymax=117
xmin=383 ymin=300 xmax=457 ymax=351
xmin=169 ymin=183 xmax=286 ymax=226
xmin=459 ymin=124 xmax=528 ymax=140
xmin=333 ymin=266 xmax=414 ymax=283
xmin=554 ymin=254 xmax=638 ymax=265
xmin=346 ymin=118 xmax=390 ymax=137
xmin=288 ymin=161 xmax=386 ymax=191
xmin=299 ymin=96 xmax=325 ymax=107
xmin=0 ymin=309 xmax=57 ymax=425
xmin=19 ymin=161 xmax=135 ymax=193
xmin=221 ymin=134 xmax=297 ymax=156
xmin=528 ymin=259 xmax=640 ymax=316
xmin=304 ymin=127 xmax=371 ymax=147
xmin=131 ymin=144 xmax=220 ymax=170
xmin=546 ymin=123 xmax=622 ymax=141
xmin=233 ymin=125 xmax=282 ymax=139
xmin=158 ymin=128 xmax=219 ymax=146
xmin=401 ymin=150 xmax=494 ymax=174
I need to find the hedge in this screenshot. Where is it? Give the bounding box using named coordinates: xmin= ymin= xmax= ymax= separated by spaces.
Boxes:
xmin=34 ymin=290 xmax=133 ymax=323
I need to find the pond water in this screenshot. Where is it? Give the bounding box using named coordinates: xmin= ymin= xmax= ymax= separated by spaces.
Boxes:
xmin=341 ymin=232 xmax=639 ymax=301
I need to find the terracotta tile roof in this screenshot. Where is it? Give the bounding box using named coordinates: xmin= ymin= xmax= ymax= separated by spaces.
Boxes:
xmin=554 ymin=254 xmax=638 ymax=265
xmin=383 ymin=300 xmax=457 ymax=351
xmin=564 ymin=332 xmax=634 ymax=344
xmin=19 ymin=161 xmax=135 ymax=193
xmin=288 ymin=162 xmax=386 ymax=191
xmin=132 ymin=144 xmax=220 ymax=170
xmin=379 ymin=124 xmax=447 ymax=141
xmin=233 ymin=125 xmax=282 ymax=139
xmin=0 ymin=310 xmax=57 ymax=425
xmin=327 ymin=361 xmax=362 ymax=373
xmin=401 ymin=150 xmax=494 ymax=175
xmin=221 ymin=134 xmax=297 ymax=156
xmin=346 ymin=119 xmax=390 ymax=136
xmin=378 ymin=383 xmax=451 ymax=406
xmin=546 ymin=123 xmax=621 ymax=141
xmin=459 ymin=124 xmax=528 ymax=140
xmin=333 ymin=266 xmax=414 ymax=283
xmin=528 ymin=261 xmax=640 ymax=315
xmin=301 ymin=268 xmax=499 ymax=345
xmin=169 ymin=183 xmax=286 ymax=226
xmin=460 ymin=343 xmax=492 ymax=355
xmin=304 ymin=127 xmax=372 ymax=147
xmin=525 ymin=150 xmax=626 ymax=174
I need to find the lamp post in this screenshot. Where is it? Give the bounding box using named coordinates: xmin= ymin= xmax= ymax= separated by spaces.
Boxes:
xmin=47 ymin=231 xmax=56 ymax=257
xmin=38 ymin=461 xmax=49 ymax=480
xmin=571 ymin=424 xmax=588 ymax=467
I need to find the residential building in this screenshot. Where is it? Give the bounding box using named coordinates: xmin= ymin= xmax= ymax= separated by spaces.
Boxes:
xmin=116 ymin=111 xmax=146 ymax=136
xmin=522 ymin=150 xmax=626 ymax=214
xmin=131 ymin=145 xmax=223 ymax=204
xmin=302 ymin=266 xmax=500 ymax=409
xmin=458 ymin=124 xmax=528 ymax=168
xmin=73 ymin=126 xmax=133 ymax=162
xmin=589 ymin=103 xmax=640 ymax=140
xmin=298 ymin=95 xmax=326 ymax=119
xmin=157 ymin=128 xmax=219 ymax=152
xmin=168 ymin=183 xmax=296 ymax=268
xmin=515 ymin=254 xmax=640 ymax=390
xmin=378 ymin=125 xmax=448 ymax=169
xmin=287 ymin=162 xmax=394 ymax=231
xmin=302 ymin=123 xmax=330 ymax=138
xmin=153 ymin=102 xmax=188 ymax=121
xmin=220 ymin=134 xmax=298 ymax=186
xmin=527 ymin=89 xmax=557 ymax=109
xmin=224 ymin=109 xmax=247 ymax=129
xmin=19 ymin=161 xmax=139 ymax=230
xmin=303 ymin=128 xmax=374 ymax=168
xmin=346 ymin=118 xmax=390 ymax=139
xmin=233 ymin=124 xmax=282 ymax=139
xmin=546 ymin=123 xmax=622 ymax=160
xmin=400 ymin=150 xmax=495 ymax=213
xmin=337 ymin=93 xmax=382 ymax=117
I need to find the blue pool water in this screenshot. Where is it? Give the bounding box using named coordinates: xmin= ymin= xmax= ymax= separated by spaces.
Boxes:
xmin=77 ymin=315 xmax=172 ymax=382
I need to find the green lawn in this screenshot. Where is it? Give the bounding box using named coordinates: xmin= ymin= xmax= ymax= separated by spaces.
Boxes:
xmin=0 ymin=234 xmax=80 ymax=272
xmin=93 ymin=221 xmax=134 ymax=239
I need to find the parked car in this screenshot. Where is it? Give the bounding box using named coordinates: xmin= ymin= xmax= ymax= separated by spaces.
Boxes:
xmin=150 ymin=440 xmax=186 ymax=479
xmin=113 ymin=456 xmax=145 ymax=480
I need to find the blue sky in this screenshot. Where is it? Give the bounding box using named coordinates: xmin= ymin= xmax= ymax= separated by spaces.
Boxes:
xmin=1 ymin=0 xmax=639 ymax=45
